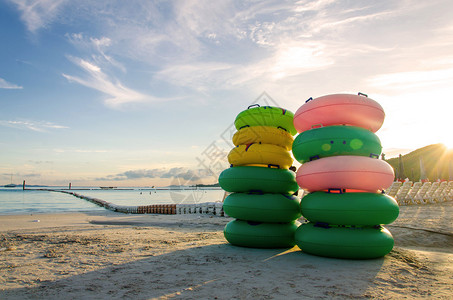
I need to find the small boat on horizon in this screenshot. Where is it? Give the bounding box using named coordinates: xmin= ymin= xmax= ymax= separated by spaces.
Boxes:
xmin=100 ymin=186 xmax=117 ymax=190
xmin=4 ymin=174 xmax=17 ymax=188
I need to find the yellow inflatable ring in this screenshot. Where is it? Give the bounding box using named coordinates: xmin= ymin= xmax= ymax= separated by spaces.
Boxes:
xmin=228 ymin=143 xmax=293 ymax=169
xmin=232 ymin=126 xmax=294 ymax=151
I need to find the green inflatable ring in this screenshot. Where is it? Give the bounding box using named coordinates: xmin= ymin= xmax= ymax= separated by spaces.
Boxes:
xmin=219 ymin=166 xmax=298 ymax=194
xmin=224 ymin=219 xmax=300 ymax=248
xmin=223 ymin=193 xmax=301 ymax=222
xmin=234 ymin=105 xmax=297 ymax=136
xmin=292 ymin=125 xmax=382 ymax=163
xmin=301 ymin=191 xmax=399 ymax=225
xmin=294 ymin=222 xmax=394 ymax=259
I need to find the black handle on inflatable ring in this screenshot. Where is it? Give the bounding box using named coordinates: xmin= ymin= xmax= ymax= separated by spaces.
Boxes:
xmin=369 ymin=153 xmax=379 ymax=159
xmin=239 ymin=125 xmax=250 ymax=129
xmin=358 ymin=92 xmax=368 ymax=98
xmin=305 ymin=97 xmax=313 ymax=103
xmin=309 ymin=155 xmax=320 ymax=161
xmin=267 ymin=164 xmax=280 ymax=169
xmin=248 ymin=190 xmax=264 ymax=195
xmin=247 ymin=104 xmax=260 ymax=109
xmin=247 ymin=221 xmax=262 ymax=226
xmin=277 ymin=126 xmax=288 ymax=132
xmin=314 ymin=222 xmax=330 ymax=229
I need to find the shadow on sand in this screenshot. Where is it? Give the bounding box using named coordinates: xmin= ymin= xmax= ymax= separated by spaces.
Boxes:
xmin=1 ymin=241 xmax=388 ymax=299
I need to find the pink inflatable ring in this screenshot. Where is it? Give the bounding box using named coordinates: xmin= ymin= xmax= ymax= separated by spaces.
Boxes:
xmin=296 ymin=156 xmax=394 ymax=192
xmin=293 ymin=93 xmax=385 ymax=133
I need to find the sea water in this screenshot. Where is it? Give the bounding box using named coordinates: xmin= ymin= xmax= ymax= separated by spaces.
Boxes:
xmin=0 ymin=187 xmax=225 ymax=215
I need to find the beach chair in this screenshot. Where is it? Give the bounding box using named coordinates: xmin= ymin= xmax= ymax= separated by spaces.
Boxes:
xmin=201 ymin=202 xmax=208 ymax=214
xmin=443 ymin=181 xmax=453 ymax=201
xmin=414 ymin=182 xmax=432 ymax=204
xmin=395 ymin=181 xmax=412 ymax=205
xmin=423 ymin=182 xmax=440 ymax=203
xmin=189 ymin=204 xmax=197 ymax=214
xmin=431 ymin=181 xmax=448 ymax=203
xmin=385 ymin=182 xmax=402 ymax=198
xmin=214 ymin=202 xmax=224 ymax=216
xmin=404 ymin=182 xmax=422 ymax=204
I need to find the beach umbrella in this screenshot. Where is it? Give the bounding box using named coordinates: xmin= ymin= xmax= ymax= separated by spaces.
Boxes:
xmin=419 ymin=157 xmax=428 ymax=182
xmin=397 ymin=154 xmax=405 ymax=180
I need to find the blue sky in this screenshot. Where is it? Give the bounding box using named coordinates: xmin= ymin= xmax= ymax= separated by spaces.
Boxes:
xmin=1 ymin=0 xmax=453 ymax=186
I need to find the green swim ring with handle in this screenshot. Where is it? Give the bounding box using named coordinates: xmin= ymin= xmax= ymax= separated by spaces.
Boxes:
xmin=292 ymin=125 xmax=382 ymax=163
xmin=234 ymin=105 xmax=297 ymax=136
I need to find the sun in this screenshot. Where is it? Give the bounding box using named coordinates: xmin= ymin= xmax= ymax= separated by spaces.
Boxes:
xmin=443 ymin=143 xmax=453 ymax=154
xmin=440 ymin=137 xmax=453 ymax=151
xmin=426 ymin=125 xmax=453 ymax=151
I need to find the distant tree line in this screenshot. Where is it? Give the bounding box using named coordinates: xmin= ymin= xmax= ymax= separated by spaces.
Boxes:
xmin=386 ymin=144 xmax=453 ymax=181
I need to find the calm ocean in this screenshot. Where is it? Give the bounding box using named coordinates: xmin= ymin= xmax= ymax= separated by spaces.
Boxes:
xmin=0 ymin=187 xmax=225 ymax=215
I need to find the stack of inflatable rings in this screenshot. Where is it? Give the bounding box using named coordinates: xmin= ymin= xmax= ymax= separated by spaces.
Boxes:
xmin=292 ymin=93 xmax=399 ymax=259
xmin=219 ymin=104 xmax=300 ymax=248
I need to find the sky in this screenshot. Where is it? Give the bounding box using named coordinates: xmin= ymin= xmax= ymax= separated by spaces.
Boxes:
xmin=1 ymin=0 xmax=453 ymax=187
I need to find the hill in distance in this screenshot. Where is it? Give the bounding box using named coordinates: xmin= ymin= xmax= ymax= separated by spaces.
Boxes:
xmin=386 ymin=144 xmax=453 ymax=182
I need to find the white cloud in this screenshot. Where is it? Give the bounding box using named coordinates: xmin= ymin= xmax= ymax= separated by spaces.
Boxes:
xmin=0 ymin=120 xmax=68 ymax=132
xmin=63 ymin=56 xmax=160 ymax=108
xmin=155 ymin=62 xmax=235 ymax=93
xmin=154 ymin=41 xmax=334 ymax=94
xmin=64 ymin=31 xmax=181 ymax=107
xmin=8 ymin=0 xmax=68 ymax=32
xmin=66 ymin=33 xmax=126 ymax=73
xmin=52 ymin=148 xmax=108 ymax=154
xmin=368 ymin=67 xmax=453 ymax=91
xmin=269 ymin=43 xmax=334 ymax=79
xmin=10 ymin=1 xmax=453 ymax=106
xmin=294 ymin=0 xmax=336 ymax=13
xmin=97 ymin=167 xmax=212 ymax=182
xmin=0 ymin=78 xmax=23 ymax=89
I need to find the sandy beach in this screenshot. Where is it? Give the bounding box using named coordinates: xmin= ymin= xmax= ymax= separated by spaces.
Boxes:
xmin=0 ymin=202 xmax=452 ymax=299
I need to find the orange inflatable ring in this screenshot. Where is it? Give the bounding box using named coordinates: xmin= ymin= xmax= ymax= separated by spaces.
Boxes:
xmin=293 ymin=93 xmax=385 ymax=133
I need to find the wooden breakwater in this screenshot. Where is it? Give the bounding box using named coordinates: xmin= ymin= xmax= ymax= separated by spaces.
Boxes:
xmin=52 ymin=190 xmax=226 ymax=216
